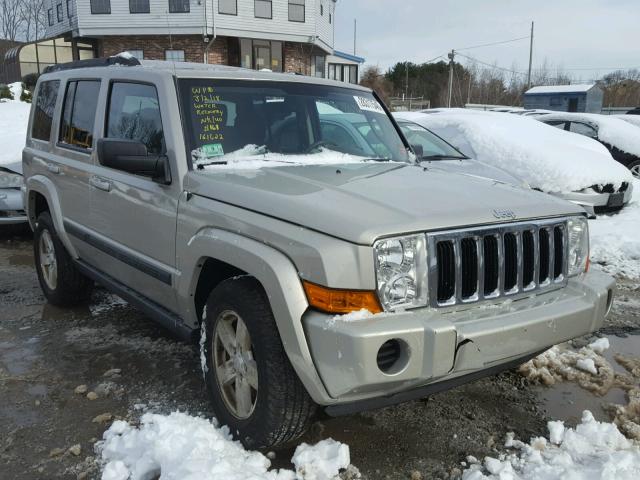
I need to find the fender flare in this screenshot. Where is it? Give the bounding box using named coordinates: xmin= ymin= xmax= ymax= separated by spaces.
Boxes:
xmin=25 ymin=175 xmax=78 ymax=258
xmin=178 ymin=227 xmax=333 ymax=404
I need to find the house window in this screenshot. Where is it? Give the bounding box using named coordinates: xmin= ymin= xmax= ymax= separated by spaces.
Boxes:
xmin=125 ymin=50 xmax=144 ymax=59
xmin=168 ymin=0 xmax=189 ymax=13
xmin=289 ymin=0 xmax=305 ymax=22
xmin=57 ymin=3 xmax=63 ymax=22
xmin=66 ymin=0 xmax=73 ymax=17
xmin=130 ymin=0 xmax=150 ymax=13
xmin=312 ymin=55 xmax=325 ymax=78
xmin=47 ymin=8 xmax=53 ymax=25
xmin=90 ymin=0 xmax=111 ymax=14
xmin=165 ymin=49 xmax=185 ymax=61
xmin=550 ymin=97 xmax=562 ymax=107
xmin=219 ymin=0 xmax=237 ymax=15
xmin=255 ymin=0 xmax=272 ymax=19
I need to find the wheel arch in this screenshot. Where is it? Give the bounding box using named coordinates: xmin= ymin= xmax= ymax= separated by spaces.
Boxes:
xmin=178 ymin=227 xmax=332 ymax=404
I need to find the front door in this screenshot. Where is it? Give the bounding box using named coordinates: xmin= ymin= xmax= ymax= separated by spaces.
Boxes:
xmin=87 ymin=81 xmax=179 ymax=311
xmin=568 ymin=98 xmax=578 ymax=112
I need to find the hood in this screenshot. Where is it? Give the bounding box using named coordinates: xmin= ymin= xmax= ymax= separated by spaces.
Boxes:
xmin=423 ymin=159 xmax=525 ymax=187
xmin=186 ymin=163 xmax=582 ymax=245
xmin=0 ymin=161 xmax=22 ymax=175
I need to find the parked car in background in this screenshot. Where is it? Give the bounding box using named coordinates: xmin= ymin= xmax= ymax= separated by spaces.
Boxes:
xmin=538 ymin=113 xmax=640 ymax=179
xmin=0 ymin=161 xmax=27 ymax=225
xmin=398 ymin=110 xmax=633 ymax=215
xmin=393 ymin=115 xmax=527 ymax=187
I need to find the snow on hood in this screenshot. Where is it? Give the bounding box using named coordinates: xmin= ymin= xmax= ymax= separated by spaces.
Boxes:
xmin=0 ymin=82 xmax=30 ymax=169
xmin=396 ymin=111 xmax=632 ymax=193
xmin=539 ymin=112 xmax=640 ymax=158
xmin=615 ymin=114 xmax=640 ymax=128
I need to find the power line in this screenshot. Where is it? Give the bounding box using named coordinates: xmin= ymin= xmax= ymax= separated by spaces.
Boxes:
xmin=455 ymin=35 xmax=530 ymax=52
xmin=456 ymin=52 xmax=527 ymax=76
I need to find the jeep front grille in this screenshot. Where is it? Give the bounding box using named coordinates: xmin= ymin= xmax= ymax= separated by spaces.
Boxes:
xmin=427 ymin=219 xmax=568 ymax=307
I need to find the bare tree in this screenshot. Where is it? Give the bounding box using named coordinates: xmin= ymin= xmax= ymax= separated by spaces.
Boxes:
xmin=20 ymin=0 xmax=47 ymax=42
xmin=1 ymin=0 xmax=23 ymax=41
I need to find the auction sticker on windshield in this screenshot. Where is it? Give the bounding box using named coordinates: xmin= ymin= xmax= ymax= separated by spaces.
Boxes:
xmin=354 ymin=96 xmax=385 ymax=114
xmin=201 ymin=143 xmax=224 ymax=157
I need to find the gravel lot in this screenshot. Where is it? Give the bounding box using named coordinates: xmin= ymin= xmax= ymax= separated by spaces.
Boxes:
xmin=1 ymin=227 xmax=638 ymax=480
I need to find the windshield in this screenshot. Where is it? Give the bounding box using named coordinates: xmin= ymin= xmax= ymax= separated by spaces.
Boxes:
xmin=178 ymin=79 xmax=411 ymax=168
xmin=398 ymin=121 xmax=466 ymax=160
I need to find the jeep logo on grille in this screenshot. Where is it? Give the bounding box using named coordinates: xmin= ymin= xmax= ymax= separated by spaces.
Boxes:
xmin=492 ymin=209 xmax=516 ymax=220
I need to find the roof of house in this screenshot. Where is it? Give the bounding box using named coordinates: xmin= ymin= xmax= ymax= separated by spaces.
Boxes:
xmin=332 ymin=50 xmax=366 ymax=64
xmin=525 ymin=84 xmax=598 ymax=95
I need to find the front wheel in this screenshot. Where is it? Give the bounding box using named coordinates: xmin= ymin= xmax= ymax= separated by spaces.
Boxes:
xmin=201 ymin=276 xmax=316 ymax=448
xmin=628 ymin=160 xmax=640 ymax=179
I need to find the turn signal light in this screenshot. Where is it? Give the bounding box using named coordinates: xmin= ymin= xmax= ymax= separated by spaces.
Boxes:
xmin=302 ymin=281 xmax=383 ymax=315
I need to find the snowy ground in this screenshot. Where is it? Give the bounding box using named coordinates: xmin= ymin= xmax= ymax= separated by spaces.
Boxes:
xmin=0 ymin=82 xmax=30 ymax=167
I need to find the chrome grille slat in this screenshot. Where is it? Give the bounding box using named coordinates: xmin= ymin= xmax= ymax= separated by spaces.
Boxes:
xmin=428 ymin=219 xmax=569 ymax=308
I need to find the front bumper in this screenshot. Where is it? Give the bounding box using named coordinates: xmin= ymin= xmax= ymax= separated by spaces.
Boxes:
xmin=0 ymin=188 xmax=27 ymax=224
xmin=556 ymin=183 xmax=633 ymax=210
xmin=303 ymin=269 xmax=614 ymax=406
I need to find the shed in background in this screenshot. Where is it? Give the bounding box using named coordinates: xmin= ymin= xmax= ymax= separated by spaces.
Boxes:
xmin=523 ymin=84 xmax=603 ymax=113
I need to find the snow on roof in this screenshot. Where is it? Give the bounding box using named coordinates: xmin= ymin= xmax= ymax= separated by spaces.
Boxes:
xmin=538 ymin=112 xmax=640 ymax=157
xmin=525 ymin=84 xmax=596 ymax=94
xmin=395 ymin=110 xmax=632 ymax=193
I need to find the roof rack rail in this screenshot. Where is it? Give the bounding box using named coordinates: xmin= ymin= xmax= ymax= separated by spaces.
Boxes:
xmin=43 ymin=55 xmax=141 ymax=74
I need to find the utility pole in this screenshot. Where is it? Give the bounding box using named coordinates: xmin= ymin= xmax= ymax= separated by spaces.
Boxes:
xmin=447 ymin=49 xmax=455 ymax=108
xmin=404 ymin=62 xmax=409 ymax=101
xmin=353 ymin=19 xmax=357 ymax=55
xmin=527 ymin=21 xmax=534 ymax=88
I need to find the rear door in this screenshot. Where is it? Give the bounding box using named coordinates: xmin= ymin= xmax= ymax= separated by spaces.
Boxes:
xmin=87 ymin=81 xmax=179 ymax=311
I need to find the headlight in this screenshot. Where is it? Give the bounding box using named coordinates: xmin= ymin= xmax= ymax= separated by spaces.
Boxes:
xmin=567 ymin=217 xmax=589 ymax=276
xmin=373 ymin=234 xmax=428 ymax=311
xmin=0 ymin=171 xmax=23 ymax=189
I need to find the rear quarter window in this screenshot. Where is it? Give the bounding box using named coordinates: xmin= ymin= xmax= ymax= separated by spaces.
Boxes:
xmin=31 ymin=80 xmax=60 ymax=141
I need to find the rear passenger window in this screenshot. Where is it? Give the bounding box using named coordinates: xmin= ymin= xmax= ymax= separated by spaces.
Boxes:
xmin=59 ymin=80 xmax=101 ymax=150
xmin=32 ymin=80 xmax=60 ymax=141
xmin=106 ymin=82 xmax=165 ymax=154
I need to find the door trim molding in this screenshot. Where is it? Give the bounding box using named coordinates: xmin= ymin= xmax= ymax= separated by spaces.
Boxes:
xmin=64 ymin=220 xmax=172 ymax=285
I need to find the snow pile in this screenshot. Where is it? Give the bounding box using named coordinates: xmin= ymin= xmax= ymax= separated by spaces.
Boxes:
xmin=395 ymin=110 xmax=632 ymax=193
xmin=518 ymin=339 xmax=615 ymax=395
xmin=98 ymin=412 xmax=353 ymax=480
xmin=0 ymin=82 xmax=30 ymax=167
xmin=197 ymin=144 xmax=377 ymax=171
xmin=461 ymin=410 xmax=640 ymax=479
xmin=589 ymin=178 xmax=640 ymax=278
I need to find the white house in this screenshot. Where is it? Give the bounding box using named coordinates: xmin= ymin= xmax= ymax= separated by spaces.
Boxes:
xmin=23 ymin=0 xmax=362 ymax=82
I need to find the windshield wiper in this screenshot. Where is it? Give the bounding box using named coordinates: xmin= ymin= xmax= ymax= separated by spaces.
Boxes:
xmin=420 ymin=154 xmax=466 ymax=161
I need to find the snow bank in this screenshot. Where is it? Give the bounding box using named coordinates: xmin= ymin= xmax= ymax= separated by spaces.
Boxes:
xmin=0 ymin=82 xmax=30 ymax=167
xmin=196 ymin=144 xmax=377 ymax=171
xmin=589 ymin=179 xmax=640 ymax=278
xmin=462 ymin=410 xmax=640 ymax=479
xmin=98 ymin=412 xmax=353 ymax=480
xmin=395 ymin=111 xmax=632 ymax=193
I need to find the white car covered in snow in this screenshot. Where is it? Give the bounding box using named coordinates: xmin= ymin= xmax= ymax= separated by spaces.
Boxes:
xmin=538 ymin=112 xmax=640 ymax=180
xmin=395 ymin=110 xmax=634 ymax=215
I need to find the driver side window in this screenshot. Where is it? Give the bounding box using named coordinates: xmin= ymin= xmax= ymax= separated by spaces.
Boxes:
xmin=106 ymin=82 xmax=165 ymax=154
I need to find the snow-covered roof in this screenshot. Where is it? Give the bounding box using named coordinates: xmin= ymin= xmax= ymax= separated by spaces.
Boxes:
xmin=537 ymin=112 xmax=640 ymax=158
xmin=394 ymin=110 xmax=632 ymax=193
xmin=525 ymin=84 xmax=597 ymax=95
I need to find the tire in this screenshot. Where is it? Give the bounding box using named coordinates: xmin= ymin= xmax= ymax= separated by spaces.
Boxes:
xmin=201 ymin=276 xmax=316 ymax=448
xmin=628 ymin=160 xmax=640 ymax=180
xmin=33 ymin=211 xmax=93 ymax=306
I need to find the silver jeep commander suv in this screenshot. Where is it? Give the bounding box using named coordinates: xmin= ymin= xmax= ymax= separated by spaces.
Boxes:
xmin=23 ymin=56 xmax=615 ymax=448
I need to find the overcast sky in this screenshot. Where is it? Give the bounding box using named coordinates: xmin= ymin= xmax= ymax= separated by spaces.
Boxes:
xmin=333 ymin=0 xmax=640 ymax=81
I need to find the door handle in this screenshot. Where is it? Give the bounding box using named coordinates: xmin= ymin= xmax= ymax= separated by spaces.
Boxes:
xmin=89 ymin=176 xmax=111 ymax=192
xmin=46 ymin=163 xmax=60 ymax=174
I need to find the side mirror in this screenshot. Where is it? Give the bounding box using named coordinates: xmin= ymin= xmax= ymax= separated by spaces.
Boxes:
xmin=97 ymin=138 xmax=171 ymax=185
xmin=411 ymin=143 xmax=424 ymax=158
